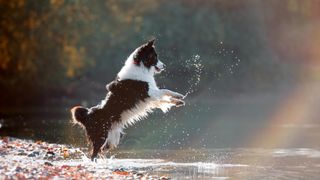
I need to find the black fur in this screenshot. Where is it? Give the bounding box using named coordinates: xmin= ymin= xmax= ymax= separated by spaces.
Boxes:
xmin=71 ymin=39 xmax=175 ymax=161
xmin=72 ymin=79 xmax=149 ymax=160
xmin=134 ymin=39 xmax=158 ymax=69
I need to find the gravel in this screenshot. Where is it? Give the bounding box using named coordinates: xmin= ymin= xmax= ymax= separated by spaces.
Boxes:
xmin=0 ymin=137 xmax=169 ymax=179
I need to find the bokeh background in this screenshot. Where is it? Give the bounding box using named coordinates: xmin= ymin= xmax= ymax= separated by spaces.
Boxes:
xmin=1 ymin=0 xmax=319 ymax=150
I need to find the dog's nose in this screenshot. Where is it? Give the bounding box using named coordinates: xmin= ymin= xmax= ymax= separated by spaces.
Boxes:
xmin=162 ymin=64 xmax=166 ymax=69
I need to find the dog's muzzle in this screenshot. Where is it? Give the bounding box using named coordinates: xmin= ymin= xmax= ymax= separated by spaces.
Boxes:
xmin=155 ymin=61 xmax=165 ymax=72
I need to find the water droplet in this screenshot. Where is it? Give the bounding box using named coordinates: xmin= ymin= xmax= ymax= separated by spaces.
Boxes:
xmin=184 ymin=55 xmax=203 ymax=96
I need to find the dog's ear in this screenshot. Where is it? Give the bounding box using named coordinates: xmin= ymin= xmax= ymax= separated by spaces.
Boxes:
xmin=146 ymin=38 xmax=155 ymax=47
xmin=139 ymin=39 xmax=155 ymax=49
xmin=134 ymin=39 xmax=156 ymax=64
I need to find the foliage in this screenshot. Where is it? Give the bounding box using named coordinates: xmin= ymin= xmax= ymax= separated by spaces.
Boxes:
xmin=0 ymin=0 xmax=312 ymax=106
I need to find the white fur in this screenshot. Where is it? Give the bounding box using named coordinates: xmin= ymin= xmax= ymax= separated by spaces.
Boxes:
xmin=104 ymin=125 xmax=123 ymax=149
xmin=118 ymin=48 xmax=158 ymax=88
xmin=105 ymin=47 xmax=180 ymax=148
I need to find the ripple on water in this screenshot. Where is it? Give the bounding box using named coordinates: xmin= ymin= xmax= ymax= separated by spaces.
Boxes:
xmin=273 ymin=148 xmax=320 ymax=158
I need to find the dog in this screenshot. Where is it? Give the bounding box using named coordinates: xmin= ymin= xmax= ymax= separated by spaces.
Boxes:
xmin=71 ymin=39 xmax=185 ymax=161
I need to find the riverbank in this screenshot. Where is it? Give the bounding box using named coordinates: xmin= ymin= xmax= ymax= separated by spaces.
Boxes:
xmin=0 ymin=137 xmax=169 ymax=179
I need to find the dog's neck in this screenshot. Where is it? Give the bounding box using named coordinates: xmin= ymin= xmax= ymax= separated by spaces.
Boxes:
xmin=117 ymin=49 xmax=158 ymax=89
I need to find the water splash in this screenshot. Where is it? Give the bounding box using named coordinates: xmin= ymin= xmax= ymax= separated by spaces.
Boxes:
xmin=215 ymin=42 xmax=241 ymax=77
xmin=184 ymin=55 xmax=204 ymax=97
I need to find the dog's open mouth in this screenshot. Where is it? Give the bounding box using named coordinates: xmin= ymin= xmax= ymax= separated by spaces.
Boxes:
xmin=155 ymin=66 xmax=162 ymax=72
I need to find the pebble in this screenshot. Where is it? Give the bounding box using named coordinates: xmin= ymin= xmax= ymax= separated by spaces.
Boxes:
xmin=28 ymin=151 xmax=40 ymax=157
xmin=44 ymin=162 xmax=53 ymax=166
xmin=0 ymin=137 xmax=170 ymax=179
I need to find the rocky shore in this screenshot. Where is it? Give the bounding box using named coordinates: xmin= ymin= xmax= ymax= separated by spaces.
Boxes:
xmin=0 ymin=137 xmax=169 ymax=179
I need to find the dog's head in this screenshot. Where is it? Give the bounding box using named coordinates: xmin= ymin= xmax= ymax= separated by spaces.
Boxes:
xmin=132 ymin=39 xmax=165 ymax=74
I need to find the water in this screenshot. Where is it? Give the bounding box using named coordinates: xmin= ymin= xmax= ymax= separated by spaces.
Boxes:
xmin=1 ymin=110 xmax=320 ymax=179
xmin=50 ymin=148 xmax=320 ymax=179
xmin=184 ymin=54 xmax=203 ymax=97
xmin=1 ymin=78 xmax=320 ymax=179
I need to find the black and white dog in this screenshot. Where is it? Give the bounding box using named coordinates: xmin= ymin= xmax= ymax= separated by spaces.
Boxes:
xmin=71 ymin=40 xmax=185 ymax=160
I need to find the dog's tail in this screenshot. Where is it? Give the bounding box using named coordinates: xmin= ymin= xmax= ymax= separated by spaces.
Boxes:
xmin=71 ymin=106 xmax=89 ymax=127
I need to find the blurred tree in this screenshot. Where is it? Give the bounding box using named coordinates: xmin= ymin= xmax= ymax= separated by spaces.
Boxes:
xmin=0 ymin=0 xmax=303 ymax=106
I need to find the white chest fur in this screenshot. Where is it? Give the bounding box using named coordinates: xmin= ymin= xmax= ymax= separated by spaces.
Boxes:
xmin=105 ymin=98 xmax=155 ymax=148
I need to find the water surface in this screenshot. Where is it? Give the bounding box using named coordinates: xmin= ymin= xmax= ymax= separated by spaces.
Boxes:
xmin=1 ymin=104 xmax=320 ymax=179
xmin=55 ymin=148 xmax=320 ymax=179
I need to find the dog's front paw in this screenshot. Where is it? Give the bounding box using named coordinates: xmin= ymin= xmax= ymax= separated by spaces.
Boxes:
xmin=169 ymin=97 xmax=185 ymax=107
xmin=175 ymin=100 xmax=185 ymax=107
xmin=172 ymin=92 xmax=185 ymax=100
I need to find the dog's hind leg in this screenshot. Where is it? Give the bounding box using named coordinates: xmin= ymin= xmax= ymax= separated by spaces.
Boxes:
xmin=91 ymin=136 xmax=106 ymax=161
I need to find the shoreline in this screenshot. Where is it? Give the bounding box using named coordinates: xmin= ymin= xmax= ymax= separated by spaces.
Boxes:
xmin=0 ymin=137 xmax=169 ymax=179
